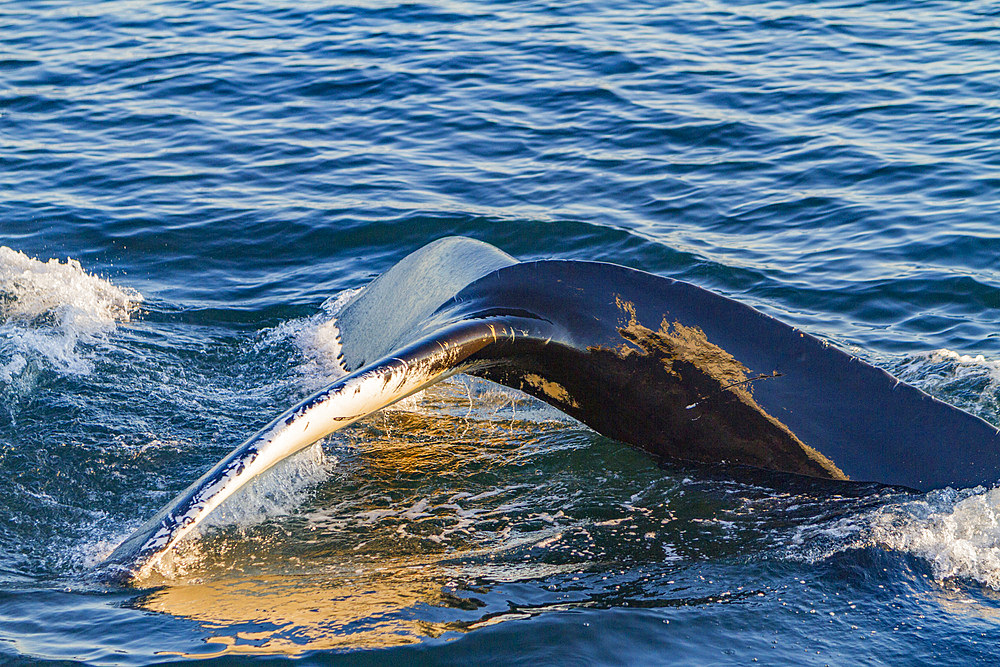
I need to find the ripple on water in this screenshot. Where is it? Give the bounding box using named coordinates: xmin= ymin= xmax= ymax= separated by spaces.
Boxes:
xmin=3 ymin=0 xmax=1000 ymax=662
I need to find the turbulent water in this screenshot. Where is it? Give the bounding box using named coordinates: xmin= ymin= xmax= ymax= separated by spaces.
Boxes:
xmin=2 ymin=0 xmax=1000 ymax=663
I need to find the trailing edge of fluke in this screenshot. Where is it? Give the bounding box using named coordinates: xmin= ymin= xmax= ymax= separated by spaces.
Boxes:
xmin=99 ymin=237 xmax=1000 ymax=583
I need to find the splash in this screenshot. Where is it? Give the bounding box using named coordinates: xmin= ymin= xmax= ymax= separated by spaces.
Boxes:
xmin=867 ymin=486 xmax=1000 ymax=590
xmin=260 ymin=288 xmax=360 ymax=390
xmin=198 ymin=442 xmax=332 ymax=532
xmin=0 ymin=246 xmax=142 ymax=379
xmin=264 ymin=288 xmax=561 ymax=421
xmin=783 ymin=484 xmax=1000 ymax=591
xmin=829 ymin=349 xmax=1000 ymax=588
xmin=892 ymin=349 xmax=1000 ymax=424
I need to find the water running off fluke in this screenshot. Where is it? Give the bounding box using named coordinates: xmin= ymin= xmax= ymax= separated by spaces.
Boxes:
xmin=99 ymin=237 xmax=1000 ymax=583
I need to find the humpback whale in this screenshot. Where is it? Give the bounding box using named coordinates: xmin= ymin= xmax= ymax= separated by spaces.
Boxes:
xmin=101 ymin=237 xmax=1000 ymax=583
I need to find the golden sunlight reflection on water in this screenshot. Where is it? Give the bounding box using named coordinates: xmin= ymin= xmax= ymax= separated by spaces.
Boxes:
xmin=135 ymin=378 xmax=585 ymax=656
xmin=143 ymin=561 xmax=467 ymax=656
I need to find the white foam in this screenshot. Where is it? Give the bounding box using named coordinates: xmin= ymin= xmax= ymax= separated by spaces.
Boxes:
xmin=892 ymin=348 xmax=1000 ymax=421
xmin=262 ymin=287 xmax=360 ymax=390
xmin=782 ymin=485 xmax=1000 ymax=591
xmin=0 ymin=246 xmax=142 ymax=377
xmin=866 ymin=486 xmax=1000 ymax=590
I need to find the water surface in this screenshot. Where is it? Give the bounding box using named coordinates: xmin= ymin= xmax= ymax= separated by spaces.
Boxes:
xmin=2 ymin=0 xmax=1000 ymax=663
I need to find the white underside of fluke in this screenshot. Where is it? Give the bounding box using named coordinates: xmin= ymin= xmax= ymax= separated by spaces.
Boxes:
xmin=121 ymin=345 xmax=477 ymax=581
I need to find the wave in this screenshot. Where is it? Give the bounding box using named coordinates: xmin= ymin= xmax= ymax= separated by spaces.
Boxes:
xmin=866 ymin=487 xmax=1000 ymax=590
xmin=0 ymin=246 xmax=142 ymax=382
xmin=259 ymin=288 xmax=358 ymax=391
xmin=892 ymin=349 xmax=1000 ymax=424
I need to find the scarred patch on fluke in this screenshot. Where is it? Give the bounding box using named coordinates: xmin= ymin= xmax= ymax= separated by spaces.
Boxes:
xmin=606 ymin=299 xmax=846 ymax=480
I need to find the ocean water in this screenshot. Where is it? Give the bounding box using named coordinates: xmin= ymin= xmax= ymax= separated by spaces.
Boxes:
xmin=2 ymin=0 xmax=1000 ymax=663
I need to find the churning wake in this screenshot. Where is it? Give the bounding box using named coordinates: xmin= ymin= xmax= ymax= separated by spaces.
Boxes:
xmin=871 ymin=350 xmax=1000 ymax=589
xmin=869 ymin=486 xmax=1000 ymax=590
xmin=777 ymin=349 xmax=1000 ymax=590
xmin=876 ymin=350 xmax=1000 ymax=591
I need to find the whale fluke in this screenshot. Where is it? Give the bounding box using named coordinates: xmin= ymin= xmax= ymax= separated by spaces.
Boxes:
xmin=100 ymin=237 xmax=1000 ymax=583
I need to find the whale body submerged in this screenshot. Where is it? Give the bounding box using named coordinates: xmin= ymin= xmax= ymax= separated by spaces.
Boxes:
xmin=101 ymin=237 xmax=1000 ymax=582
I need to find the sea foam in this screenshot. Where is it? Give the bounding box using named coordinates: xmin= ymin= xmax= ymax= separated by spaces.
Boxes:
xmin=868 ymin=486 xmax=1000 ymax=590
xmin=0 ymin=246 xmax=142 ymax=380
xmin=783 ymin=484 xmax=1000 ymax=591
xmin=892 ymin=348 xmax=1000 ymax=423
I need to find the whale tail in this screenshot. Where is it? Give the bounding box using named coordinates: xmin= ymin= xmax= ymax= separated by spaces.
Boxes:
xmin=100 ymin=237 xmax=1000 ymax=583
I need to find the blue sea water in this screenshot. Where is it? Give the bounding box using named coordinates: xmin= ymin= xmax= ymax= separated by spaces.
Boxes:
xmin=2 ymin=0 xmax=1000 ymax=663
